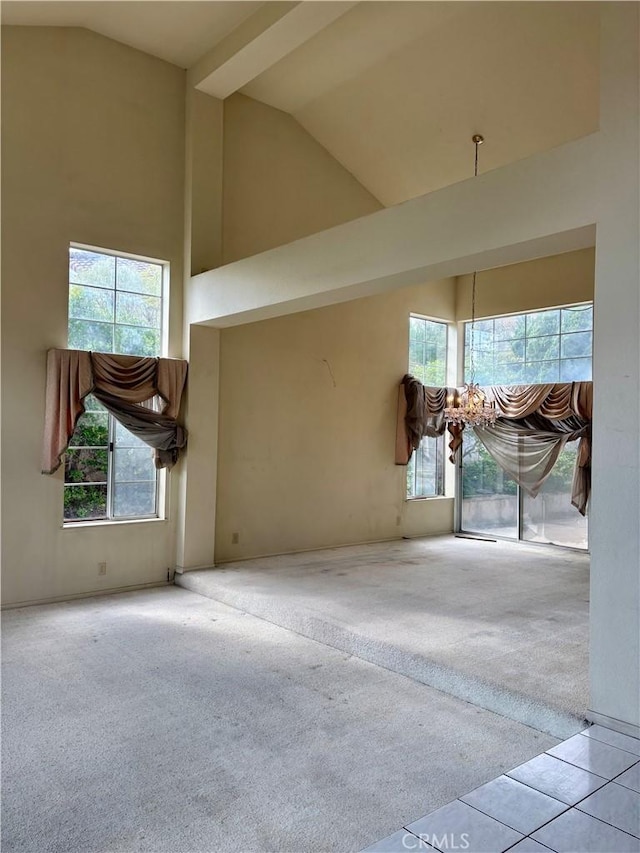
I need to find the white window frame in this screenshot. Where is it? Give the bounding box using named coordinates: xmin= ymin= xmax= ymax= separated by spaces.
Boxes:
xmin=406 ymin=313 xmax=452 ymax=501
xmin=64 ymin=243 xmax=170 ymax=525
xmin=461 ymin=301 xmax=593 ymax=386
xmin=456 ymin=301 xmax=592 ymax=549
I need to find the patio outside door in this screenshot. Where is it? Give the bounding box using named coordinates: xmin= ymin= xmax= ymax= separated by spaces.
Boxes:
xmin=459 ymin=302 xmax=591 ymax=551
xmin=459 ymin=434 xmax=588 ymax=549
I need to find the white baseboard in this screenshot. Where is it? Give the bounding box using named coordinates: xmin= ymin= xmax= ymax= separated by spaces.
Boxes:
xmin=586 ymin=709 xmax=640 ymax=740
xmin=174 ymin=563 xmax=216 ymax=574
xmin=1 ymin=580 xmax=169 ymax=610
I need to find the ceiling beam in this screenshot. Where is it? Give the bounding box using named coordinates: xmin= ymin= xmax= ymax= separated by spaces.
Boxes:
xmin=189 ymin=1 xmax=358 ymax=99
xmin=186 ymin=132 xmax=600 ymax=328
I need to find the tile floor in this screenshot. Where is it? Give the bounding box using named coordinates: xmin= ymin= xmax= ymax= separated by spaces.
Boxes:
xmin=362 ymin=725 xmax=640 ymax=853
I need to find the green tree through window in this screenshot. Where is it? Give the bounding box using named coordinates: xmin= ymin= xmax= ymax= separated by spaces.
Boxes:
xmin=464 ymin=304 xmax=592 ymax=385
xmin=461 ymin=302 xmax=592 ymax=549
xmin=65 ymin=246 xmax=166 ymax=522
xmin=407 ymin=315 xmax=447 ymax=498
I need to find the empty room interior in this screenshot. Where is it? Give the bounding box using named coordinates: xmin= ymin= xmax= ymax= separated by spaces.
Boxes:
xmin=2 ymin=3 xmax=639 ymax=852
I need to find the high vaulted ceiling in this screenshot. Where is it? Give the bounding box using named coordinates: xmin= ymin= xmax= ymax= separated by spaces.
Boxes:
xmin=0 ymin=1 xmax=264 ymax=68
xmin=2 ymin=1 xmax=600 ymax=207
xmin=243 ymin=2 xmax=600 ymax=205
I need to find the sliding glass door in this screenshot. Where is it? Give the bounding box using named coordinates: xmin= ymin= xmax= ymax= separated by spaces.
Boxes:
xmin=461 ymin=430 xmax=518 ymax=539
xmin=458 ymin=303 xmax=591 ymax=551
xmin=521 ymin=443 xmax=588 ymax=549
xmin=460 ymin=436 xmax=587 ymax=549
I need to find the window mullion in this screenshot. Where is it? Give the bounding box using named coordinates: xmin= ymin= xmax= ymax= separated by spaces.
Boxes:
xmin=106 ymin=415 xmax=115 ymax=520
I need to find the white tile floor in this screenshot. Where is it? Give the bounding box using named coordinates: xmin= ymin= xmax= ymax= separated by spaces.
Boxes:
xmin=362 ymin=725 xmax=640 ymax=853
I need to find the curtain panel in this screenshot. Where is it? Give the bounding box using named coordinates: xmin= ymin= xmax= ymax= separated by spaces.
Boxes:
xmin=42 ymin=349 xmax=188 ymax=475
xmin=395 ymin=375 xmax=592 ymax=516
xmin=395 ymin=376 xmax=463 ymax=465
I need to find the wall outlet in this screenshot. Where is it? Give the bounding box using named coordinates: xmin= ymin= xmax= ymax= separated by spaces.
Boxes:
xmin=98 ymin=561 xmax=107 ymax=576
xmin=231 ymin=532 xmax=239 ymax=545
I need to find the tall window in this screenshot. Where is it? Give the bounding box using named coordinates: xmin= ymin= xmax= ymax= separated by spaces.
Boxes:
xmin=65 ymin=246 xmax=166 ymax=522
xmin=407 ymin=315 xmax=447 ymax=498
xmin=460 ymin=302 xmax=592 ymax=549
xmin=464 ymin=303 xmax=592 ymax=386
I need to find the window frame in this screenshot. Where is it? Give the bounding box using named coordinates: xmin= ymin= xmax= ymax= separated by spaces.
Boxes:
xmin=406 ymin=312 xmax=449 ymax=501
xmin=456 ymin=300 xmax=592 ymax=550
xmin=462 ymin=301 xmax=593 ymax=386
xmin=70 ymin=241 xmax=169 ymax=357
xmin=64 ymin=243 xmax=170 ymax=526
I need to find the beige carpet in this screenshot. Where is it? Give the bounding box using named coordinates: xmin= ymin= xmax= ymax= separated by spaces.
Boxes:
xmin=2 ymin=586 xmax=557 ymax=853
xmin=178 ymin=535 xmax=589 ymax=738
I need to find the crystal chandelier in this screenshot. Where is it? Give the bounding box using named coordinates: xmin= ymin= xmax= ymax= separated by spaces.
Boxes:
xmin=444 ymin=135 xmax=497 ymax=429
xmin=444 ymin=381 xmax=496 ymax=427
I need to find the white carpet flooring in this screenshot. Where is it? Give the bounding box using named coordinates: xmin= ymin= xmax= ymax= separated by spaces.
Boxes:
xmin=2 ymin=586 xmax=558 ymax=853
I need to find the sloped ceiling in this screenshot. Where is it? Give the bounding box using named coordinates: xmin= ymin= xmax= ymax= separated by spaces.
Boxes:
xmin=2 ymin=1 xmax=600 ymax=207
xmin=242 ymin=2 xmax=600 ymax=206
xmin=0 ymin=1 xmax=264 ymax=68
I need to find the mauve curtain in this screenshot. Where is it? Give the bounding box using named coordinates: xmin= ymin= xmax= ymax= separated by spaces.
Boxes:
xmin=395 ymin=375 xmax=462 ymax=464
xmin=42 ymin=350 xmax=93 ymax=475
xmin=473 ymin=416 xmax=590 ymax=514
xmin=90 ymin=351 xmax=158 ymax=402
xmin=42 ymin=349 xmax=188 ymax=474
xmin=91 ymin=390 xmax=187 ymax=470
xmin=478 ymin=383 xmax=592 ymax=515
xmin=395 ymin=375 xmax=592 ymax=516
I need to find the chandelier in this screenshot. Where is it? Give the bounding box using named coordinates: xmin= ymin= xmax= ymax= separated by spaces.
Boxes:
xmin=444 ymin=381 xmax=496 ymax=427
xmin=444 ymin=134 xmax=497 ymax=429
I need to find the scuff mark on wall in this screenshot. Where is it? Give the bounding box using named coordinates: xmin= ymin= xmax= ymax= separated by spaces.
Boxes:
xmin=321 ymin=358 xmax=337 ymax=388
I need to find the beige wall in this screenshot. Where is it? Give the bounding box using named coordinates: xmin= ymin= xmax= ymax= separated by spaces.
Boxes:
xmin=221 ymin=93 xmax=382 ymax=264
xmin=215 ymin=279 xmax=456 ymax=563
xmin=215 ymin=248 xmax=595 ymax=564
xmin=177 ymin=92 xmax=386 ymax=570
xmin=186 ymin=90 xmax=224 ymax=277
xmin=0 ymin=29 xmax=597 ymax=602
xmin=1 ymin=27 xmax=186 ymax=606
xmin=455 ymin=248 xmax=595 ymax=321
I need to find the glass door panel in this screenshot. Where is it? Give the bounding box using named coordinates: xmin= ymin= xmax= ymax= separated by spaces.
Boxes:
xmin=460 ymin=430 xmax=518 ymax=539
xmin=521 ymin=442 xmax=588 ymax=549
xmin=459 ymin=303 xmax=591 ymax=550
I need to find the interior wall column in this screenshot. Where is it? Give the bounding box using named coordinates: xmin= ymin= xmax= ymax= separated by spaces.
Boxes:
xmin=175 ymin=86 xmax=224 ymax=571
xmin=589 ymin=2 xmax=640 ymax=733
xmin=185 ymin=87 xmax=223 ymax=276
xmin=175 ymin=323 xmax=220 ymax=572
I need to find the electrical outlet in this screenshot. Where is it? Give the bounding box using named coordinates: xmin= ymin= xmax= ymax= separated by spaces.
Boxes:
xmin=98 ymin=561 xmax=107 ymax=576
xmin=231 ymin=532 xmax=239 ymax=545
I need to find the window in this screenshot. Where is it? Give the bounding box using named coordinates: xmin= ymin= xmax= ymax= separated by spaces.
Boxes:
xmin=407 ymin=315 xmax=447 ymax=498
xmin=460 ymin=302 xmax=592 ymax=549
xmin=64 ymin=246 xmax=167 ymax=522
xmin=464 ymin=303 xmax=593 ymax=385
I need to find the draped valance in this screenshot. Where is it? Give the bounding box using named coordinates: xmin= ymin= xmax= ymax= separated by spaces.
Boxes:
xmin=42 ymin=349 xmax=188 ymax=475
xmin=395 ymin=375 xmax=592 ymax=516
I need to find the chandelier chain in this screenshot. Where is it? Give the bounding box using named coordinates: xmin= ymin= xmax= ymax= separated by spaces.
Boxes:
xmin=469 ymin=134 xmax=482 ymax=385
xmin=443 ymin=134 xmax=496 ymax=429
xmin=470 ymin=269 xmax=477 ymax=383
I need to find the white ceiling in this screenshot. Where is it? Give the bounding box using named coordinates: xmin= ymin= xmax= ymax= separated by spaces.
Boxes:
xmin=241 ymin=2 xmax=470 ymax=114
xmin=2 ymin=1 xmax=601 ymax=207
xmin=0 ymin=1 xmax=263 ymax=68
xmin=243 ymin=1 xmax=601 ymax=206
